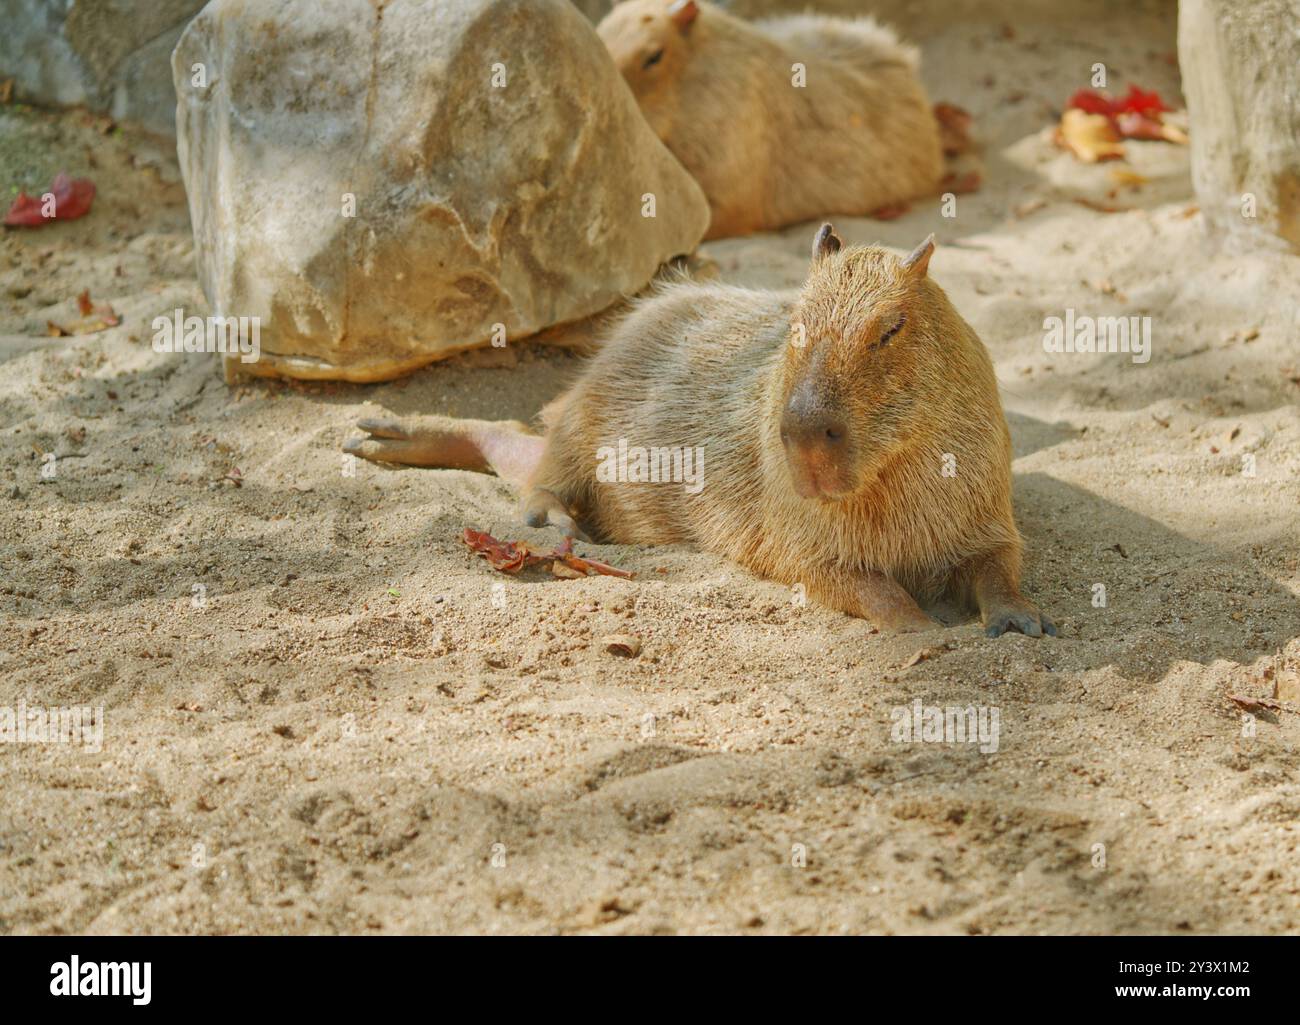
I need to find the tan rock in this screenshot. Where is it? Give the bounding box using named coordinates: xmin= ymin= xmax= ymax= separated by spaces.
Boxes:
xmin=172 ymin=0 xmax=709 ymax=382
xmin=1179 ymin=0 xmax=1300 ymax=254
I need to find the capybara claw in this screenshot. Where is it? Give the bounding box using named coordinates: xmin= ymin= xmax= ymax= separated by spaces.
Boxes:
xmin=984 ymin=607 xmax=1053 ymax=639
xmin=355 ymin=417 xmax=410 ymax=439
xmin=344 ymin=435 xmax=400 ymax=464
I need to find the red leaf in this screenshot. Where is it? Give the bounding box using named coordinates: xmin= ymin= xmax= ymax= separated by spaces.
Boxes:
xmin=3 ymin=172 xmax=96 ymax=227
xmin=1066 ymin=89 xmax=1116 ymax=116
xmin=1114 ymin=110 xmax=1187 ymax=144
xmin=940 ymin=170 xmax=982 ymax=195
xmin=933 ymin=102 xmax=974 ymax=156
xmin=559 ymin=552 xmax=635 ymax=579
xmin=1115 ymin=85 xmax=1170 ymax=116
xmin=1067 ymin=85 xmax=1173 ymax=120
xmin=461 ymin=527 xmax=633 ymax=579
xmin=462 ymin=528 xmax=533 ymax=573
xmin=870 ymin=202 xmax=911 ymax=221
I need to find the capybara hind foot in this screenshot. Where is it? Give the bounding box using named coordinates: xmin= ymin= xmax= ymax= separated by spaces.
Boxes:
xmin=810 ymin=569 xmax=943 ymax=634
xmin=345 ymin=415 xmax=543 ymax=488
xmin=522 ymin=487 xmax=590 ymax=542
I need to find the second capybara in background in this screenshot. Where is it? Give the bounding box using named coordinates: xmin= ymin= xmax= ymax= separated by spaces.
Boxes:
xmin=598 ymin=0 xmax=944 ymax=238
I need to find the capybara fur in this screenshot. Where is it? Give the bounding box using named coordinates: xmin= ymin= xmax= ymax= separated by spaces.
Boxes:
xmin=346 ymin=226 xmax=1054 ymax=637
xmin=597 ymin=0 xmax=944 ymax=239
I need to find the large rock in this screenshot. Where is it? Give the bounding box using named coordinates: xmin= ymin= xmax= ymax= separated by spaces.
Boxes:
xmin=573 ymin=0 xmax=614 ymax=19
xmin=172 ymin=0 xmax=709 ymax=381
xmin=0 ymin=0 xmax=207 ymax=136
xmin=1179 ymin=0 xmax=1300 ymax=254
xmin=0 ymin=2 xmax=612 ymax=137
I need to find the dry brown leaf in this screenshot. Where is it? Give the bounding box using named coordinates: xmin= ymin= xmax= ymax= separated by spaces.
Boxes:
xmin=1072 ymin=197 xmax=1132 ymax=214
xmin=933 ymin=102 xmax=974 ymax=156
xmin=462 ymin=528 xmax=634 ymax=579
xmin=1109 ymin=168 xmax=1150 ymax=188
xmin=46 ymin=290 xmax=121 ymax=336
xmin=1116 ymin=110 xmax=1188 ymax=144
xmin=901 ymin=646 xmax=944 ymax=668
xmin=1228 ymin=693 xmax=1297 ymax=715
xmin=1055 ymin=109 xmax=1125 ymax=163
xmin=870 ymin=202 xmax=911 ymax=221
xmin=1014 ymin=198 xmax=1047 ymax=218
xmin=939 ymin=170 xmax=982 ymax=195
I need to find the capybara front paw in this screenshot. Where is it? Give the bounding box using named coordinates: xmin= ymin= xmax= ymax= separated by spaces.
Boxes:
xmin=983 ymin=604 xmax=1056 ymax=638
xmin=892 ymin=611 xmax=945 ymax=634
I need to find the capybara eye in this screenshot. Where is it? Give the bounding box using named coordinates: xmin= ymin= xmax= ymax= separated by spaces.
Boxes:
xmin=878 ymin=314 xmax=907 ymax=347
xmin=643 ymin=48 xmax=664 ymax=69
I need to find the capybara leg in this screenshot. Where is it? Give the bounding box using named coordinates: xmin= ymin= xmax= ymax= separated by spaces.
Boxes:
xmin=521 ymin=487 xmax=590 ymax=542
xmin=810 ymin=570 xmax=941 ymax=633
xmin=968 ymin=547 xmax=1056 ymax=638
xmin=344 ymin=416 xmax=544 ymax=488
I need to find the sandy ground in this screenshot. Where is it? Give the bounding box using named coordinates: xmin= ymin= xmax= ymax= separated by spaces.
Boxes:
xmin=2 ymin=5 xmax=1299 ymax=935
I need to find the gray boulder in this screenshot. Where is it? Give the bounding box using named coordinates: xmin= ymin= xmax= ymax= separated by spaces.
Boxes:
xmin=0 ymin=1 xmax=612 ymax=136
xmin=1179 ymin=0 xmax=1300 ymax=254
xmin=0 ymin=0 xmax=207 ymax=135
xmin=172 ymin=0 xmax=710 ymax=381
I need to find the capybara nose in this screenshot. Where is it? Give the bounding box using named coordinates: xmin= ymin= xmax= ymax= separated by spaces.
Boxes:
xmin=782 ymin=407 xmax=850 ymax=499
xmin=781 ymin=407 xmax=848 ymax=450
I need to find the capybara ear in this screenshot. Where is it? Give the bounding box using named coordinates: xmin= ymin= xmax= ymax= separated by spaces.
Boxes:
xmin=812 ymin=223 xmax=842 ymax=263
xmin=902 ymin=234 xmax=935 ymax=279
xmin=668 ymin=0 xmax=700 ymax=30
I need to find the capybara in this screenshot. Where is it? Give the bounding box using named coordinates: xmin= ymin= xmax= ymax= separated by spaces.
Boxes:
xmin=596 ymin=0 xmax=944 ymax=238
xmin=346 ymin=225 xmax=1053 ymax=637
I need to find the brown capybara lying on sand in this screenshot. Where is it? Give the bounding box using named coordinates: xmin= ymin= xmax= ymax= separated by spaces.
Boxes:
xmin=596 ymin=0 xmax=944 ymax=239
xmin=346 ymin=225 xmax=1054 ymax=638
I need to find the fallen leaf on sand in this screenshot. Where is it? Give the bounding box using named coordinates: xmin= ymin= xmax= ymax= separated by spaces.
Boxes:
xmin=1056 ymin=86 xmax=1187 ymax=160
xmin=1068 ymin=84 xmax=1170 ymax=119
xmin=940 ymin=170 xmax=982 ymax=195
xmin=1115 ymin=110 xmax=1188 ymax=144
xmin=901 ymin=645 xmax=944 ymax=669
xmin=462 ymin=528 xmax=633 ymax=579
xmin=1109 ymin=168 xmax=1150 ymax=188
xmin=554 ymin=538 xmax=636 ymax=579
xmin=870 ymin=202 xmax=911 ymax=221
xmin=1228 ymin=693 xmax=1296 ymax=716
xmin=45 ymin=290 xmax=121 ymax=335
xmin=1072 ymin=196 xmax=1132 ymax=214
xmin=1055 ymin=109 xmax=1125 ymax=163
xmin=4 ymin=172 xmax=96 ymax=227
xmin=600 ymin=634 xmax=642 ymax=658
xmin=933 ymin=102 xmax=974 ymax=156
xmin=463 ymin=528 xmax=530 ymax=572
